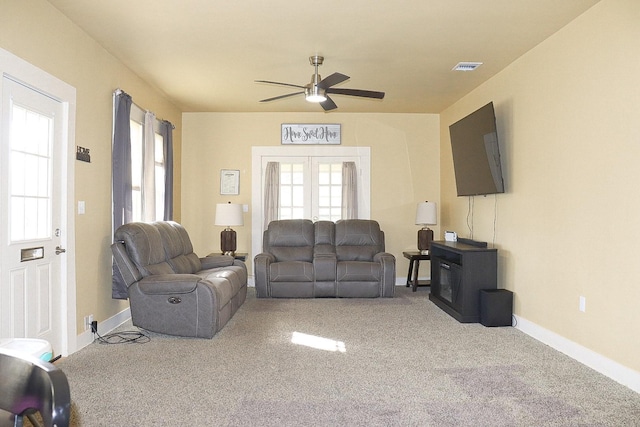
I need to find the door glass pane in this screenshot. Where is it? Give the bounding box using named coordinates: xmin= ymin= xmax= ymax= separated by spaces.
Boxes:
xmin=9 ymin=104 xmax=52 ymax=241
xmin=292 ymin=164 xmax=304 ymax=185
xmin=279 ymin=162 xmax=305 ymax=220
xmin=316 ymin=162 xmax=342 ymax=221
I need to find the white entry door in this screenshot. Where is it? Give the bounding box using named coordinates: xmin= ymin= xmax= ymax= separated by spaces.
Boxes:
xmin=0 ymin=76 xmax=65 ymax=354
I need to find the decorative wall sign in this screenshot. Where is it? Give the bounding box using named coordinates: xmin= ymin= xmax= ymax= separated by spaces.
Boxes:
xmin=220 ymin=169 xmax=240 ymax=195
xmin=76 ymin=146 xmax=91 ymax=162
xmin=281 ymin=124 xmax=341 ymax=145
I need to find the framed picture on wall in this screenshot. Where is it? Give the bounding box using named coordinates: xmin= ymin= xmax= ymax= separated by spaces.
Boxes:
xmin=220 ymin=169 xmax=240 ymax=195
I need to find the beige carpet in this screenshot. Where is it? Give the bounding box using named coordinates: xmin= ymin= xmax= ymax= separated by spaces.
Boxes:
xmin=58 ymin=287 xmax=640 ymax=426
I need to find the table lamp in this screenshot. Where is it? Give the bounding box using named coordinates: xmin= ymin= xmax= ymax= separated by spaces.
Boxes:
xmin=415 ymin=201 xmax=437 ymax=254
xmin=215 ymin=202 xmax=244 ymax=255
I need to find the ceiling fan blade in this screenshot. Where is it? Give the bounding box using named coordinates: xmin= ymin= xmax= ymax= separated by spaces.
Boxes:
xmin=259 ymin=91 xmax=304 ymax=102
xmin=255 ymin=80 xmax=306 ymax=89
xmin=326 ymin=88 xmax=385 ymax=99
xmin=317 ymin=72 xmax=350 ymax=89
xmin=320 ymin=96 xmax=338 ymax=111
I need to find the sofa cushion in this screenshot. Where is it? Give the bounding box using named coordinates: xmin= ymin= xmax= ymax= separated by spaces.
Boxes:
xmin=335 ymin=220 xmax=383 ymax=261
xmin=269 ymin=261 xmax=314 ymax=282
xmin=114 ymin=222 xmax=173 ymax=277
xmin=156 ymin=221 xmax=202 ymax=274
xmin=314 ymin=220 xmax=335 ymax=245
xmin=337 ymin=261 xmax=381 ymax=281
xmin=265 ymin=219 xmax=314 ymax=262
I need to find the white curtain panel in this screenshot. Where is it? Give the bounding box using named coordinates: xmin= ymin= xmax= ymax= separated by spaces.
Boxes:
xmin=342 ymin=161 xmax=358 ymax=219
xmin=142 ymin=111 xmax=156 ymax=222
xmin=263 ymin=162 xmax=280 ymax=230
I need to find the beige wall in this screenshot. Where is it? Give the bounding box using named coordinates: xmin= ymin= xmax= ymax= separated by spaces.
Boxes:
xmin=181 ymin=112 xmax=440 ymax=277
xmin=440 ymin=0 xmax=640 ymax=371
xmin=0 ymin=0 xmax=182 ymax=336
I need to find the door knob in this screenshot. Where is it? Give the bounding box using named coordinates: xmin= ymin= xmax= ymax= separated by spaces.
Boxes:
xmin=55 ymin=246 xmax=66 ymax=255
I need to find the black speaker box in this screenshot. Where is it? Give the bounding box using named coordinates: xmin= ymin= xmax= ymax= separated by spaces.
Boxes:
xmin=480 ymin=289 xmax=513 ymax=327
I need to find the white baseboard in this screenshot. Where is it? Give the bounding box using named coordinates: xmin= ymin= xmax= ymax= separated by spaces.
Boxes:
xmin=74 ymin=307 xmax=131 ymax=352
xmin=514 ymin=315 xmax=640 ymax=394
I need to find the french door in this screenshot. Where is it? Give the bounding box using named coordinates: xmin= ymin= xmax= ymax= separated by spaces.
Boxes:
xmin=274 ymin=156 xmax=347 ymax=222
xmin=251 ymin=146 xmax=371 ymax=261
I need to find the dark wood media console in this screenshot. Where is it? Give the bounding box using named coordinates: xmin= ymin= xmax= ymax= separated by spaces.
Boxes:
xmin=429 ymin=240 xmax=497 ymax=323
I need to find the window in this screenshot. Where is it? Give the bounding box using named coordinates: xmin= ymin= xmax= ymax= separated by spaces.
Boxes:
xmin=128 ymin=106 xmax=165 ymax=222
xmin=112 ymin=89 xmax=174 ymax=298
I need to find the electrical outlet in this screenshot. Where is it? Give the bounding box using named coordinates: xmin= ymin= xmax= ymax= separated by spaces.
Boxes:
xmin=91 ymin=320 xmax=98 ymax=334
xmin=84 ymin=314 xmax=94 ymax=331
xmin=579 ymin=296 xmax=586 ymax=312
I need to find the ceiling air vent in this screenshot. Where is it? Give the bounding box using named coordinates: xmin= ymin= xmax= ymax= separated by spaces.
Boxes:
xmin=452 ymin=62 xmax=483 ymax=71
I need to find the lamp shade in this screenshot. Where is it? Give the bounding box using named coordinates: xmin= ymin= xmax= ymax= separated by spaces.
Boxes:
xmin=215 ymin=203 xmax=244 ymax=227
xmin=415 ymin=201 xmax=437 ymax=226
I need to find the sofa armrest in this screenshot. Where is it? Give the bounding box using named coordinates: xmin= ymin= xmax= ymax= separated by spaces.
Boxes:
xmin=254 ymin=253 xmax=275 ymax=297
xmin=374 ymin=252 xmax=396 ymax=297
xmin=200 ymin=254 xmax=235 ymax=270
xmin=137 ymin=274 xmax=201 ymax=295
xmin=111 ymin=241 xmax=142 ymax=287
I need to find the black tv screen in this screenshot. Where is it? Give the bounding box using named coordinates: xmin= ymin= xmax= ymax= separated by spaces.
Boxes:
xmin=449 ymin=102 xmax=505 ymax=196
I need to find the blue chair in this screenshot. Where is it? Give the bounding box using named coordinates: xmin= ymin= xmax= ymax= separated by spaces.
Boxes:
xmin=0 ymin=349 xmax=70 ymax=427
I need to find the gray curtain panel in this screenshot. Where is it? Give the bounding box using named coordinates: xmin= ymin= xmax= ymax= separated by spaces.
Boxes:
xmin=161 ymin=119 xmax=174 ymax=221
xmin=111 ymin=91 xmax=133 ymax=299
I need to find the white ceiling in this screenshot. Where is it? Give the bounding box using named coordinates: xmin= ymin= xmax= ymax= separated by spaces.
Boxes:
xmin=46 ymin=0 xmax=600 ymax=113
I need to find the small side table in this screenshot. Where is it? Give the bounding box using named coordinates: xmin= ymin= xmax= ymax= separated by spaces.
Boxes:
xmin=403 ymin=251 xmax=431 ymax=292
xmin=207 ymin=252 xmax=247 ymax=262
xmin=232 ymin=252 xmax=248 ymax=262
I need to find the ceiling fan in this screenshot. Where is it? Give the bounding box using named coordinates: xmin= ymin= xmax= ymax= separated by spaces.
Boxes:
xmin=256 ymin=55 xmax=385 ymax=111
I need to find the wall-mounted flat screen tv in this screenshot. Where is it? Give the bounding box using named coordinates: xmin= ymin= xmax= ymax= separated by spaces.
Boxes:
xmin=449 ymin=102 xmax=505 ymax=196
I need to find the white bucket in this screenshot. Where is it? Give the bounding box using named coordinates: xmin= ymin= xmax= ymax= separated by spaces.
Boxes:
xmin=0 ymin=338 xmax=53 ymax=362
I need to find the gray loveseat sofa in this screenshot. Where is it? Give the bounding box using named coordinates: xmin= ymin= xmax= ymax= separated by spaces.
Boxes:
xmin=111 ymin=221 xmax=247 ymax=338
xmin=255 ymin=219 xmax=395 ymax=298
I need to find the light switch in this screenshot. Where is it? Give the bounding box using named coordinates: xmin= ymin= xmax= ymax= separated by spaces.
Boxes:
xmin=78 ymin=201 xmax=85 ymax=215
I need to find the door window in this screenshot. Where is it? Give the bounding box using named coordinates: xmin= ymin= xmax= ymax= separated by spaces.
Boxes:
xmin=9 ymin=104 xmax=53 ymax=241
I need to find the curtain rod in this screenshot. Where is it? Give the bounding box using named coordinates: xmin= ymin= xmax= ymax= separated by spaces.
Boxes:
xmin=114 ymin=88 xmax=175 ymax=129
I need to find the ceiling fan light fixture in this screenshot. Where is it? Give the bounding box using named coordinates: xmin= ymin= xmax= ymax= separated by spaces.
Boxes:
xmin=305 ymin=86 xmax=327 ymax=103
